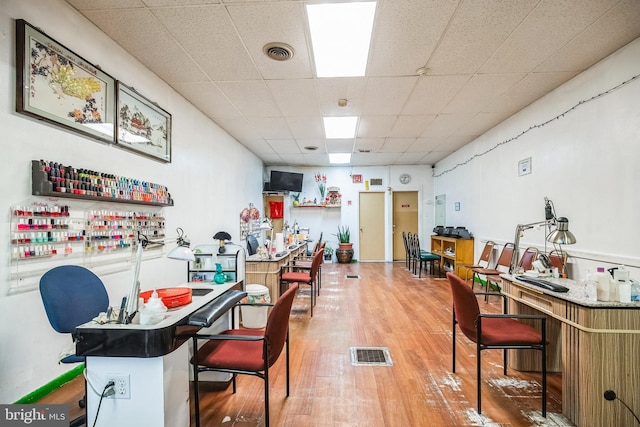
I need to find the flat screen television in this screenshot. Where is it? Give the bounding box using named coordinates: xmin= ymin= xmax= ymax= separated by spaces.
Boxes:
xmin=269 ymin=170 xmax=303 ymax=192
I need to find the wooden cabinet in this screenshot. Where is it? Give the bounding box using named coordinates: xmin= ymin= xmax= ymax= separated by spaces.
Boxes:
xmin=430 ymin=236 xmax=474 ymax=277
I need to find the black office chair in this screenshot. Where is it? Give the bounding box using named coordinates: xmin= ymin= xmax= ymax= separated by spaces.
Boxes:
xmin=247 ymin=234 xmax=259 ymax=256
xmin=40 ymin=265 xmax=109 ymax=427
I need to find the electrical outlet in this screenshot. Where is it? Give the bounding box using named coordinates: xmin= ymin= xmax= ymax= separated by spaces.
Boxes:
xmin=105 ymin=374 xmax=130 ymax=399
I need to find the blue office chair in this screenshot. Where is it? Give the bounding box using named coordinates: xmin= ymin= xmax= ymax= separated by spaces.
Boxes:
xmin=40 ymin=265 xmax=109 ymax=427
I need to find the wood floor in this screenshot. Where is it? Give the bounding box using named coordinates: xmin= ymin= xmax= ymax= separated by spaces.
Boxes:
xmin=40 ymin=262 xmax=573 ymax=426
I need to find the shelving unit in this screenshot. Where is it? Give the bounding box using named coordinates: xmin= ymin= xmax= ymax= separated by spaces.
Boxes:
xmin=430 ymin=235 xmax=474 ymax=277
xmin=188 ymin=244 xmax=245 ymax=285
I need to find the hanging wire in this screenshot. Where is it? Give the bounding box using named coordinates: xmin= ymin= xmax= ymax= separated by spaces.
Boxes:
xmin=433 ymin=73 xmax=640 ymax=178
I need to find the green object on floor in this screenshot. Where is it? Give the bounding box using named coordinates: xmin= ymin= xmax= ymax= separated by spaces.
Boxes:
xmin=14 ymin=363 xmax=84 ymax=404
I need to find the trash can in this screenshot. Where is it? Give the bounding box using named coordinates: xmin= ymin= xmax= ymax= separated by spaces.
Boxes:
xmin=241 ymin=284 xmax=270 ymax=328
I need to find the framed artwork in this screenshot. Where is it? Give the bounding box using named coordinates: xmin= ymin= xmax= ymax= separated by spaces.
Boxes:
xmin=16 ymin=19 xmax=116 ymax=143
xmin=116 ymin=82 xmax=172 ymax=163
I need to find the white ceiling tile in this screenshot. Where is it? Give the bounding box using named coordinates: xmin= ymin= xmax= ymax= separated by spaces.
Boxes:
xmin=295 ymin=139 xmax=326 ymax=153
xmin=267 ymin=80 xmax=320 ymax=116
xmin=315 ymin=78 xmax=367 ymax=116
xmin=240 ymin=139 xmax=276 ymax=155
xmin=480 ymin=0 xmax=621 ymax=73
xmin=278 ymin=153 xmax=310 ymax=166
xmin=216 ymin=117 xmax=262 ymax=141
xmin=412 ymin=137 xmax=446 ymax=153
xmin=67 ymin=0 xmax=144 ymax=10
xmin=367 ymin=0 xmax=458 ymax=76
xmin=403 ymin=75 xmax=470 ymax=115
xmin=485 ymin=72 xmax=577 ymax=113
xmin=452 ymin=112 xmax=505 ymax=137
xmin=152 ymin=6 xmax=260 ymax=81
xmin=362 ymin=77 xmax=417 ymax=116
xmin=266 ymin=139 xmax=300 ymax=154
xmin=226 ymin=2 xmax=312 ymax=79
xmin=421 ymin=113 xmax=475 ymax=138
xmin=217 ymin=80 xmax=281 ymax=117
xmin=443 ymin=73 xmax=525 ymax=114
xmin=261 ymin=153 xmax=286 ymax=166
xmin=389 ymin=115 xmax=435 ymax=138
xmin=380 ymin=138 xmax=415 ymax=153
xmin=171 ymin=82 xmax=242 ymax=119
xmin=82 ymin=9 xmax=208 ymax=83
xmin=357 ymin=115 xmax=397 ymax=138
xmin=427 ymin=0 xmax=535 ymax=74
xmin=536 ymin=0 xmax=640 ymax=72
xmin=352 ymin=152 xmax=401 ymax=166
xmin=422 ymin=151 xmax=451 ymax=164
xmin=325 ymin=140 xmax=356 ymax=154
xmin=246 ymin=117 xmax=293 ymax=139
xmin=144 ymin=0 xmax=220 ymax=6
xmin=395 ymin=152 xmax=430 ymax=164
xmin=355 ymin=138 xmax=385 ymax=152
xmin=285 ymin=117 xmax=323 ymax=139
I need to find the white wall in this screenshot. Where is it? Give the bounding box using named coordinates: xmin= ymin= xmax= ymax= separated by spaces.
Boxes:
xmin=434 ymin=37 xmax=640 ymax=281
xmin=266 ymin=165 xmax=434 ymax=261
xmin=0 ymin=0 xmax=264 ymax=402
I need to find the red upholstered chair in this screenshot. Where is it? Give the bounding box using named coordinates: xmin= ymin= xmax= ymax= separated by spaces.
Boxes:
xmin=190 ymin=283 xmax=299 ymax=427
xmin=293 ymin=241 xmax=326 ymax=296
xmin=447 ymin=272 xmax=547 ymax=417
xmin=280 ymin=249 xmax=322 ymax=316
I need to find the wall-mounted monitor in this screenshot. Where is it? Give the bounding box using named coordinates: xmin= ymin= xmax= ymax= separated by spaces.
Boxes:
xmin=269 ymin=170 xmax=303 ymax=192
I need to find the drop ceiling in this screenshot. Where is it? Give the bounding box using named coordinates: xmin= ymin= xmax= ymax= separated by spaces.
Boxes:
xmin=65 ymin=0 xmax=640 ymax=167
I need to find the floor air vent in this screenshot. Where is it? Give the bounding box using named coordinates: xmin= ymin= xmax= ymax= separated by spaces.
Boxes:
xmin=350 ymin=347 xmax=393 ymax=366
xmin=345 ymin=275 xmax=360 ymax=279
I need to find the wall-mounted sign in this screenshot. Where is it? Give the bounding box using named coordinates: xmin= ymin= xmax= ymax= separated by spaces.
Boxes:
xmin=352 ymin=174 xmax=362 ymax=183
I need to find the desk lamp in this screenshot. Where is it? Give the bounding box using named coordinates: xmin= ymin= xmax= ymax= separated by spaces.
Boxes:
xmin=213 ymin=231 xmax=232 ymax=253
xmin=259 ymin=218 xmax=274 ymax=259
xmin=122 ymin=228 xmax=195 ymax=323
xmin=509 ymin=197 xmax=576 ymax=274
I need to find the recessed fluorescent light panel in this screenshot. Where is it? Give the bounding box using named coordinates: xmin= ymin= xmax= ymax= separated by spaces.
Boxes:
xmin=323 ymin=116 xmax=358 ymax=139
xmin=329 ymin=153 xmax=352 ymax=164
xmin=306 ymin=2 xmax=376 ymax=77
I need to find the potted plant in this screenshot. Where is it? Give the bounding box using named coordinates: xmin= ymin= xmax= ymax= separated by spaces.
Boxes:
xmin=324 ymin=245 xmax=334 ymax=261
xmin=334 ymin=225 xmax=354 ymax=263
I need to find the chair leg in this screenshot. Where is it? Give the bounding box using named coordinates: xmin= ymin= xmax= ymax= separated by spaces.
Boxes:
xmin=542 ymin=330 xmax=547 ymax=417
xmin=264 ymin=360 xmax=270 ymax=427
xmin=477 ymin=344 xmax=482 ymax=414
xmin=192 ymin=337 xmax=201 ymax=427
xmin=286 ymin=330 xmax=290 ymax=397
xmin=452 ymin=308 xmax=457 ymax=373
xmin=69 ymin=414 xmax=86 ymax=427
xmin=503 ymin=349 xmax=508 ymax=375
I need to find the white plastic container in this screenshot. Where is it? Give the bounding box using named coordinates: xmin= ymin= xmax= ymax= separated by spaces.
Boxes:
xmin=595 ymin=267 xmax=610 ymax=302
xmin=241 ymin=284 xmax=270 ymax=329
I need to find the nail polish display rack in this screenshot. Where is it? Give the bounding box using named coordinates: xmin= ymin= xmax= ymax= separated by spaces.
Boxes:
xmin=9 ymin=158 xmax=172 ymax=293
xmin=31 ymin=160 xmax=174 ymax=206
xmin=9 ymin=199 xmax=166 ymax=294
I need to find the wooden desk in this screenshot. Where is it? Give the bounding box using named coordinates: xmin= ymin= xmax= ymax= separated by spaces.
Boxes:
xmin=500 ymin=275 xmax=640 ymax=427
xmin=245 ymin=242 xmax=307 ymax=300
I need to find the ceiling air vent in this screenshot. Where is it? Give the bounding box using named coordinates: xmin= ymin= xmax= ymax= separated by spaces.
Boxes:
xmin=263 ymin=42 xmax=294 ymax=61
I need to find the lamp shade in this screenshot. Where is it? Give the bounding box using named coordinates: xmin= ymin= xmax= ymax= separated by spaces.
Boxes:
xmin=167 ymin=244 xmax=195 ymax=261
xmin=213 ymin=231 xmax=231 ymax=241
xmin=547 ymin=217 xmax=576 ymax=245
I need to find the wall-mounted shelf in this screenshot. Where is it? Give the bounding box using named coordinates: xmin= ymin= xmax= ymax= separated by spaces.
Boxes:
xmin=31 ymin=160 xmax=174 ymax=207
xmin=293 ymin=204 xmax=341 ymax=208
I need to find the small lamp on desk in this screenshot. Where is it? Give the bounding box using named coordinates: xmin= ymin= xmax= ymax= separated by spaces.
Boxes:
xmin=213 ymin=231 xmax=232 ymax=254
xmin=122 ymin=228 xmax=195 ymax=323
xmin=510 ymin=197 xmax=576 ymax=274
xmin=259 ymin=218 xmax=274 ymax=259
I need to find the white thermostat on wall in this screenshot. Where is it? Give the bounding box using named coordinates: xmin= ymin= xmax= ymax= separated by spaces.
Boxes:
xmin=399 ymin=173 xmax=411 ymax=184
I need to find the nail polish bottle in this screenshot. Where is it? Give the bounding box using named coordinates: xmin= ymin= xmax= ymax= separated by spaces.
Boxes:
xmin=65 ymin=244 xmax=73 ymax=254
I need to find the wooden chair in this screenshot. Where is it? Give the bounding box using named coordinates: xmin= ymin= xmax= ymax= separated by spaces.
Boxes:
xmin=447 ymin=272 xmax=547 ymax=417
xmin=486 ymin=246 xmax=538 ymax=290
xmin=548 ymin=249 xmax=568 ymax=277
xmin=191 ymin=283 xmax=298 ymax=427
xmin=280 ymin=249 xmax=323 ymax=316
xmin=469 ymin=243 xmax=514 ymax=292
xmin=412 ymin=234 xmax=441 ymax=278
xmin=462 ymin=241 xmax=496 ymax=284
xmin=293 ymin=241 xmax=325 ymax=296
